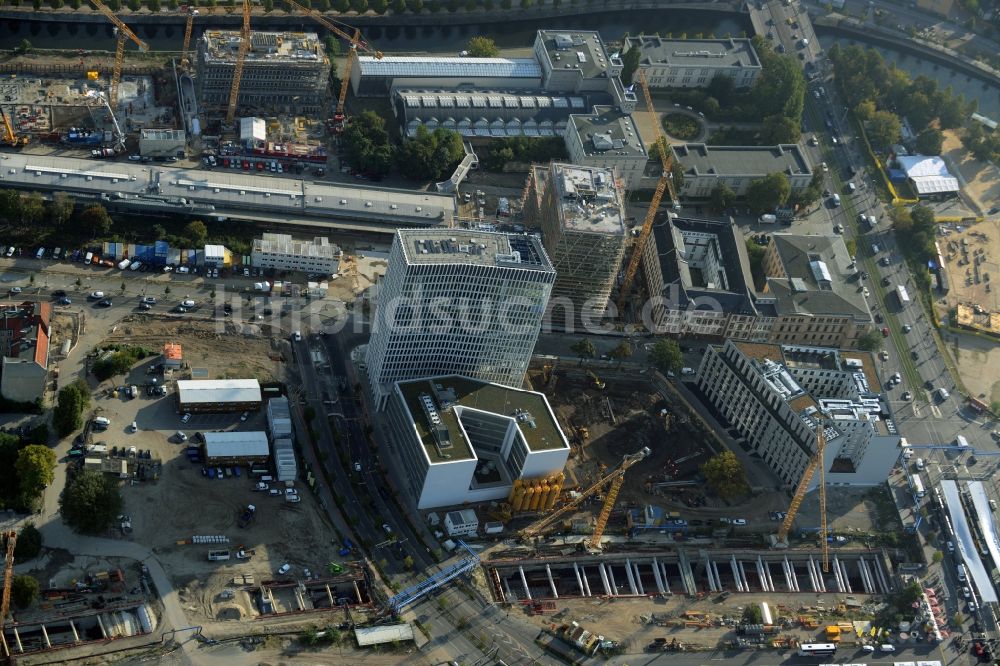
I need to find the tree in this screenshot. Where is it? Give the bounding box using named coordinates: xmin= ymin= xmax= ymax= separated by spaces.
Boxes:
xmin=371 ymin=0 xmax=386 ymax=10
xmin=390 ymin=0 xmax=404 ymax=10
xmin=403 ymin=555 xmax=414 ymax=569
xmin=80 ymin=204 xmax=113 ymax=236
xmin=11 ymin=575 xmax=39 ymax=609
xmin=53 ymin=381 xmax=90 ymax=437
xmin=867 ymin=110 xmax=902 ymax=148
xmin=18 ymin=39 xmax=32 ymax=54
xmin=15 ymin=445 xmax=56 ymax=506
xmin=670 ymin=161 xmax=685 ymax=194
xmin=915 ymin=127 xmax=944 ymax=156
xmin=184 ymin=219 xmax=208 ymax=246
xmin=953 ymin=612 xmax=965 ymax=627
xmin=341 ymin=110 xmax=395 ymax=177
xmin=745 ymin=240 xmax=766 ymax=287
xmin=608 ymin=340 xmax=633 ymax=368
xmin=854 ymin=99 xmax=876 ymax=121
xmin=932 ymin=550 xmax=944 ymax=564
xmin=128 ymin=0 xmax=140 ymax=9
xmin=465 ymin=36 xmax=499 ymax=58
xmin=856 ymin=328 xmax=882 ymax=352
xmin=620 ymin=45 xmax=641 ymax=87
xmin=397 ymin=125 xmax=464 ymax=180
xmin=649 ymin=338 xmax=682 ymax=375
xmin=700 ymin=451 xmax=749 ymax=500
xmin=745 ymin=172 xmax=790 ymax=213
xmin=60 ymin=469 xmax=123 ymax=534
xmin=13 ymin=523 xmax=42 ymax=563
xmin=262 ymin=0 xmax=273 ymax=10
xmin=350 ymin=0 xmax=367 ymax=9
xmin=710 ymin=183 xmax=736 ymax=212
xmin=570 ymin=338 xmax=596 ymax=364
xmin=761 ymin=114 xmax=800 ymax=144
xmin=48 ymin=192 xmax=75 ymax=228
xmin=148 ymin=0 xmax=160 ymax=10
xmin=742 ymin=604 xmax=763 ymax=624
xmin=19 ymin=192 xmax=45 ymax=226
xmin=706 ymin=73 xmax=736 ymax=104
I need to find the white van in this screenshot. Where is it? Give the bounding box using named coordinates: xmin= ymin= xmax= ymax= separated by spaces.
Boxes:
xmin=832 ymin=194 xmax=841 ymax=207
xmin=681 ymin=367 xmax=695 ymax=376
xmin=871 ymin=243 xmax=880 ymax=254
xmin=937 ymin=387 xmax=950 ymax=400
xmin=957 ymin=563 xmax=968 ymax=581
xmin=879 ymin=644 xmax=896 ymax=653
xmin=130 ymin=421 xmax=138 ymax=433
xmin=93 ymin=416 xmax=111 ymax=428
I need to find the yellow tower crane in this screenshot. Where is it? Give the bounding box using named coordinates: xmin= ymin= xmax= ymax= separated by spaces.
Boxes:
xmin=1 ymin=530 xmax=17 ymax=657
xmin=775 ymin=426 xmax=829 ymax=571
xmin=1 ymin=108 xmax=28 ymax=147
xmin=87 ymin=0 xmax=149 ymax=107
xmin=616 ymin=69 xmax=678 ymax=314
xmin=283 ymin=0 xmax=383 ymax=131
xmin=225 ymin=0 xmax=253 ymax=125
xmin=519 ymin=447 xmax=650 ymax=550
xmin=180 ymin=6 xmax=198 ymax=69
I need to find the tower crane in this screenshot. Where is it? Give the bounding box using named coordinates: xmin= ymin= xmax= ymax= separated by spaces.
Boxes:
xmin=88 ymin=0 xmax=149 ymax=107
xmin=616 ymin=69 xmax=678 ymax=315
xmin=1 ymin=530 xmax=17 ymax=655
xmin=283 ymin=0 xmax=383 ymax=132
xmin=225 ymin=0 xmax=253 ymax=126
xmin=180 ymin=6 xmax=199 ymax=70
xmin=775 ymin=426 xmax=829 ymax=571
xmin=520 ymin=447 xmax=650 ymax=550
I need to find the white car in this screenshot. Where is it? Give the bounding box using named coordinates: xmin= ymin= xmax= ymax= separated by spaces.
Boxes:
xmin=89 ymin=291 xmax=105 ymax=300
xmin=268 ymin=488 xmax=280 ymax=496
xmin=382 ymin=523 xmax=393 ymax=534
xmin=142 ymin=296 xmax=157 ymax=305
xmin=240 ymin=411 xmax=250 ymax=422
xmin=8 ymin=287 xmax=21 ymax=295
xmin=731 ymin=519 xmax=748 ymax=526
xmin=285 ymin=488 xmax=298 ymax=496
xmin=821 ymin=162 xmax=828 ymax=172
xmin=354 ymin=462 xmax=362 ymax=472
xmin=277 ymin=563 xmax=291 ymax=575
xmin=285 ymin=495 xmax=301 ymax=503
xmin=254 ymin=482 xmax=270 ymax=491
xmin=292 ymin=331 xmax=302 ymax=342
xmin=181 ymin=299 xmax=195 ymax=308
xmin=181 ymin=413 xmax=192 ymax=424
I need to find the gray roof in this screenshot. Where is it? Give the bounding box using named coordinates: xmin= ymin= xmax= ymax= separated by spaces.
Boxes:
xmin=569 ymin=106 xmax=647 ymax=159
xmin=536 ymin=30 xmax=615 ymax=81
xmin=648 ymin=215 xmax=758 ymax=315
xmin=766 ymin=234 xmax=872 ymax=321
xmin=672 ymin=143 xmax=812 ymax=178
xmin=357 ymin=56 xmax=541 ymax=79
xmin=177 ymin=379 xmax=262 ymax=404
xmin=398 ymin=229 xmax=554 ymax=273
xmin=625 ymin=36 xmax=761 ymax=69
xmin=203 ymin=431 xmax=270 ymax=459
xmin=0 ymin=153 xmax=455 ymax=226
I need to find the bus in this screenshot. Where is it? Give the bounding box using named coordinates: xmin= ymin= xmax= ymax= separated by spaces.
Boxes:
xmin=896 ymin=284 xmax=910 ymax=307
xmin=798 ymin=643 xmax=838 ymax=657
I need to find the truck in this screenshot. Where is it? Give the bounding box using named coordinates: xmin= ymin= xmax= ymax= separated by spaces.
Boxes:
xmin=911 ymin=474 xmax=925 ymax=498
xmin=238 ymin=504 xmax=256 ymax=528
xmin=759 ymin=214 xmax=777 ymax=224
xmin=91 ymin=148 xmax=115 ymax=158
xmin=208 ymin=549 xmax=231 ymax=561
xmin=896 ymin=284 xmax=910 ymax=306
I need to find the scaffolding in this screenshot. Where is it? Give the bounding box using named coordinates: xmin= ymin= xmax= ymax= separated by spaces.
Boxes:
xmin=386 ymin=540 xmax=479 ymax=614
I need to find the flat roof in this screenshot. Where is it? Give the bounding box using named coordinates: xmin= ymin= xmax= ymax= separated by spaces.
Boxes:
xmin=203 ymin=431 xmax=270 ymax=459
xmin=140 ymin=129 xmax=185 ymax=140
xmin=570 ymin=106 xmax=646 ymax=158
xmin=254 ymin=233 xmax=339 ymax=259
xmin=536 ymin=30 xmax=613 ymax=81
xmin=0 ymin=154 xmax=456 ymax=226
xmin=941 ymin=480 xmax=998 ymax=603
xmin=625 ymin=36 xmax=761 ymax=69
xmin=354 ymin=624 xmax=414 ymax=646
xmin=397 ymin=374 xmax=567 ymax=465
xmin=397 ymin=229 xmax=554 ymax=272
xmin=358 ymin=56 xmax=541 ymax=79
xmin=672 ymin=143 xmax=812 ymax=177
xmin=177 ymin=379 xmax=262 ymax=404
xmin=548 ymin=163 xmax=625 ymax=235
xmin=202 ymin=31 xmax=326 ymax=65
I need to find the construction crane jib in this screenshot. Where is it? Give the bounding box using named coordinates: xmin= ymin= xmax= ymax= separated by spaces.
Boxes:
xmin=776 ymin=425 xmax=830 ymax=571
xmin=225 ymin=0 xmax=253 ymax=125
xmin=87 ymin=0 xmax=149 ymax=107
xmin=519 ymin=447 xmax=650 ymax=546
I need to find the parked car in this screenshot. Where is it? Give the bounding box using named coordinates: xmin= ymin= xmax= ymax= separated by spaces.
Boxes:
xmin=277 ymin=563 xmax=291 ymax=575
xmin=181 ymin=413 xmax=192 ymax=424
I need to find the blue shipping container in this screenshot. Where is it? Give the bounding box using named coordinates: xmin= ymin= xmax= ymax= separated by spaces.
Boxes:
xmin=154 ymin=241 xmax=170 ymax=257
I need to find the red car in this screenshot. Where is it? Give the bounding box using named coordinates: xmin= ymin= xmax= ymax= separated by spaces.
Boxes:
xmin=223 ymin=158 xmax=230 ymax=168
xmin=881 ymin=327 xmax=890 ymax=337
xmin=256 ymin=161 xmax=264 ymax=171
xmin=242 ymin=160 xmax=250 ymax=170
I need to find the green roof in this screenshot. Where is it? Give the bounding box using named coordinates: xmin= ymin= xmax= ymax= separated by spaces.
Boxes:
xmin=397 ymin=375 xmax=566 ymax=465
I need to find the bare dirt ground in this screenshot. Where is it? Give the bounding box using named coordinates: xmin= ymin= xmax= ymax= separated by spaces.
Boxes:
xmin=938 ymin=218 xmax=1000 ymax=314
xmin=941 ymin=129 xmax=1000 ymax=216
xmin=945 ymin=329 xmax=1000 ymax=407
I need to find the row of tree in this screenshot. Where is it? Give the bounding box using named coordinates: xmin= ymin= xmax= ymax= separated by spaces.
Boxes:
xmin=26 ymin=0 xmax=598 ymax=12
xmin=829 ymin=43 xmax=979 ymax=150
xmin=53 ymin=380 xmax=91 ymax=438
xmin=0 ymin=432 xmax=56 ymax=512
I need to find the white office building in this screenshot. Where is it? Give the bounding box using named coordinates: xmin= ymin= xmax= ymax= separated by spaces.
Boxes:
xmin=366 ymin=229 xmax=555 ymax=408
xmin=695 ymin=340 xmax=899 ymax=489
xmin=383 ymin=374 xmax=570 ymax=509
xmin=251 ymin=233 xmax=341 ymax=275
xmin=444 ymin=509 xmax=479 ymax=537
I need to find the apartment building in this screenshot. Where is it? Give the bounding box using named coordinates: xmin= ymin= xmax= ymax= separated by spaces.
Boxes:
xmin=383 ymin=374 xmax=569 ymax=509
xmin=251 ymin=233 xmax=341 ymax=275
xmin=365 ymin=229 xmax=555 ymax=408
xmin=0 ymin=301 xmax=50 ymax=403
xmin=622 ymin=36 xmax=762 ymax=89
xmin=671 ymin=143 xmax=814 ymax=198
xmin=197 ymin=31 xmax=328 ymax=114
xmin=522 ymin=163 xmax=627 ymax=328
xmin=695 ymin=340 xmax=899 ymax=489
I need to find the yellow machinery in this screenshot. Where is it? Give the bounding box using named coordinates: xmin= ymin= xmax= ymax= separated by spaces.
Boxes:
xmin=587 ymin=370 xmax=605 ymax=390
xmin=616 ymin=69 xmax=677 ymax=313
xmin=519 ymin=447 xmax=650 ymax=549
xmin=88 ymin=0 xmax=149 ymax=107
xmin=0 ymin=108 xmax=27 ymax=147
xmin=283 ymin=0 xmax=383 ymax=131
xmin=1 ymin=530 xmax=16 ymax=656
xmin=180 ymin=6 xmax=198 ymax=69
xmin=776 ymin=426 xmax=829 ymax=571
xmin=225 ymin=0 xmax=252 ymax=125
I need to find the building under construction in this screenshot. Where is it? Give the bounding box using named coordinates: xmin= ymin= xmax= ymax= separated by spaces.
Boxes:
xmin=196 ymin=31 xmax=329 ymax=115
xmin=523 ymin=162 xmax=628 ymax=327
